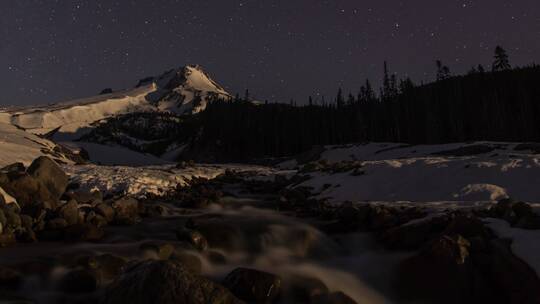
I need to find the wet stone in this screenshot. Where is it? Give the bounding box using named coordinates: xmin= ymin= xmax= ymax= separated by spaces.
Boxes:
xmin=222 ymin=267 xmax=282 ymax=303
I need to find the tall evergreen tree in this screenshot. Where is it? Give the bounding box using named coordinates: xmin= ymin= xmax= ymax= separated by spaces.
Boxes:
xmin=492 ymin=46 xmax=511 ymax=71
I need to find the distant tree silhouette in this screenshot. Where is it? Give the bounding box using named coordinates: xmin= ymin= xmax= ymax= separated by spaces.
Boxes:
xmin=493 ymin=46 xmax=511 ymax=71
xmin=436 ymin=60 xmax=451 ymax=80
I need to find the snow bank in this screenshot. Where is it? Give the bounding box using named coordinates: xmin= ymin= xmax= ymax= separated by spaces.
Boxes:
xmin=64 ymin=163 xmax=277 ymax=198
xmin=296 ymin=142 xmax=540 ymax=203
xmin=0 ymin=123 xmax=73 ymax=167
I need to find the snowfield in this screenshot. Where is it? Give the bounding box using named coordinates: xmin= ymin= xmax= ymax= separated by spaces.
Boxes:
xmin=292 ymin=142 xmax=540 ymax=203
xmin=0 ymin=122 xmax=74 ymax=167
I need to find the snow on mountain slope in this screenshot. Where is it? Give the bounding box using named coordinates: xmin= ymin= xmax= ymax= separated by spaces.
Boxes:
xmin=143 ymin=65 xmax=231 ymax=114
xmin=289 ymin=142 xmax=540 ymax=203
xmin=0 ymin=65 xmax=230 ymax=138
xmin=0 ymin=123 xmax=75 ymax=167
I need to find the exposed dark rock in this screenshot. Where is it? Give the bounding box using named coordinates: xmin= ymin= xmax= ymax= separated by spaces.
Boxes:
xmin=285 ymin=275 xmax=328 ymax=303
xmin=479 ymin=239 xmax=540 ymax=304
xmin=94 ymin=203 xmax=115 ymax=222
xmin=0 ymin=172 xmax=57 ymax=209
xmin=0 ymin=163 xmax=25 ymax=173
xmin=222 ymin=267 xmax=281 ymax=303
xmin=176 ymin=228 xmax=208 ymax=251
xmin=101 ymin=260 xmax=243 ymax=304
xmin=26 ymin=156 xmax=68 ymax=201
xmin=396 ymin=234 xmax=476 ymax=303
xmin=170 ymin=250 xmax=202 ymax=274
xmin=65 ymin=190 xmax=103 ymax=205
xmin=112 ymin=197 xmax=141 ymax=225
xmin=381 ymin=215 xmax=451 ymax=250
xmin=57 ymin=200 xmax=80 ymax=226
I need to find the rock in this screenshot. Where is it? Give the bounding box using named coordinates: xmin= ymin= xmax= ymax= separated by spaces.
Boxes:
xmin=94 ymin=254 xmax=128 ymax=281
xmin=64 ymin=223 xmax=104 ymax=242
xmin=57 ymin=200 xmax=79 ymax=226
xmin=101 ymin=260 xmax=243 ymax=304
xmin=396 ymin=234 xmax=476 ymax=303
xmin=0 ymin=232 xmax=16 ymax=246
xmin=0 ymin=162 xmax=25 ymax=173
xmin=222 ymin=268 xmax=281 ymax=303
xmin=285 ymin=275 xmax=328 ymax=302
xmin=94 ymin=203 xmax=115 ymax=222
xmin=19 ymin=215 xmax=33 ymax=231
xmin=311 ymin=291 xmax=357 ymax=304
xmin=0 ymin=186 xmax=19 ymax=211
xmin=65 ymin=190 xmax=102 ymax=205
xmin=112 ymin=197 xmax=140 ymax=225
xmin=369 ymin=206 xmax=399 ymax=230
xmin=176 ymin=228 xmax=208 ymax=251
xmin=334 ymin=202 xmax=371 ymax=231
xmin=480 ymin=239 xmax=540 ymax=304
xmin=140 ymin=242 xmax=175 ymax=260
xmin=0 ymin=173 xmax=56 ymax=209
xmin=170 ymin=250 xmax=202 ymax=274
xmin=3 ymin=209 xmax=21 ymax=231
xmin=442 ymin=215 xmax=490 ymax=239
xmin=512 ymin=201 xmax=534 ymax=219
xmin=26 ymin=156 xmax=68 ymax=200
xmin=492 ymin=198 xmax=515 ymax=219
xmin=86 ymin=213 xmax=108 ymax=228
xmin=0 ymin=265 xmax=23 ymax=290
xmin=58 ymin=269 xmax=98 ymax=293
xmin=46 ymin=218 xmax=68 ymax=230
xmin=16 ymin=228 xmax=37 ymax=243
xmin=381 ymin=215 xmax=450 ymax=250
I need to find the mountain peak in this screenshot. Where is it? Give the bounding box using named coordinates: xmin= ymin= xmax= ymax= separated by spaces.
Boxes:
xmin=136 ymin=65 xmax=230 ymax=114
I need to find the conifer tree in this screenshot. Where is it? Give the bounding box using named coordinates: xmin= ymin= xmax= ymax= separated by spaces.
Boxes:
xmin=492 ymin=46 xmax=511 ymax=71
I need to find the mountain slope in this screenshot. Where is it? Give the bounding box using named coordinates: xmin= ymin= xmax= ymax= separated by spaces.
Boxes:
xmin=0 ymin=65 xmax=230 ymax=140
xmin=0 ymin=123 xmax=79 ymax=167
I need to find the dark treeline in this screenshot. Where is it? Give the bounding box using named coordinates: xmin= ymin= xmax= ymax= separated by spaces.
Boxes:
xmin=183 ymin=48 xmax=540 ymax=161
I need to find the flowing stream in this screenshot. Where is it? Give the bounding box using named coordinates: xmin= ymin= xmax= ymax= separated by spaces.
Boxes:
xmin=0 ymin=191 xmax=412 ymax=304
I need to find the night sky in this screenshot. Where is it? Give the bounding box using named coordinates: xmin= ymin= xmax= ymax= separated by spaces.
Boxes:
xmin=1 ymin=1 xmax=539 ymax=106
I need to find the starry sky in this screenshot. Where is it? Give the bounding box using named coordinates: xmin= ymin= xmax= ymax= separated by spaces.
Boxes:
xmin=1 ymin=0 xmax=539 ymax=106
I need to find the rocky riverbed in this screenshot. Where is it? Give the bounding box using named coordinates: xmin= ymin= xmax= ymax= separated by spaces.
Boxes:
xmin=0 ymin=157 xmax=539 ymax=303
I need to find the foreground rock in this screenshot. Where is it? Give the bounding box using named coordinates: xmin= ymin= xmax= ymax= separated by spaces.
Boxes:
xmin=222 ymin=268 xmax=281 ymax=303
xmin=102 ymin=260 xmax=243 ymax=304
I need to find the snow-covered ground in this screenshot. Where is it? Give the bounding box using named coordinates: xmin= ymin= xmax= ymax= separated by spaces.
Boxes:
xmin=290 ymin=142 xmax=540 ymax=203
xmin=64 ymin=163 xmax=279 ymax=198
xmin=0 ymin=122 xmax=74 ymax=167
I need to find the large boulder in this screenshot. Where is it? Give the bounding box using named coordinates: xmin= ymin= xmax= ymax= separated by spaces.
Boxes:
xmin=101 ymin=260 xmax=243 ymax=304
xmin=26 ymin=156 xmax=68 ymax=200
xmin=396 ymin=234 xmax=477 ymax=303
xmin=0 ymin=172 xmax=56 ymax=209
xmin=222 ymin=268 xmax=281 ymax=303
xmin=479 ymin=239 xmax=540 ymax=304
xmin=381 ymin=215 xmax=450 ymax=250
xmin=112 ymin=197 xmax=140 ymax=225
xmin=56 ymin=200 xmax=79 ymax=226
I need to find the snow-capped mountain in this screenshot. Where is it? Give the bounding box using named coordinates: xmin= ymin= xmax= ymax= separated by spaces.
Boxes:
xmin=0 ymin=65 xmax=230 ymax=139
